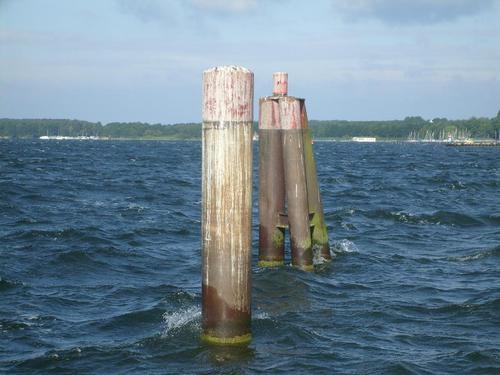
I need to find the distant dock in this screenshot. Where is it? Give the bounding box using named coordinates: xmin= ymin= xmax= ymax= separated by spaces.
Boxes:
xmin=40 ymin=135 xmax=102 ymax=140
xmin=446 ymin=140 xmax=500 ymax=147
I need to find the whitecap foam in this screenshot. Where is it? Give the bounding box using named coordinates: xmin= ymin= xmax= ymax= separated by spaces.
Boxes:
xmin=162 ymin=306 xmax=201 ymax=337
xmin=331 ymin=239 xmax=359 ymax=254
xmin=254 ymin=311 xmax=271 ymax=320
xmin=313 ymin=245 xmax=330 ymax=265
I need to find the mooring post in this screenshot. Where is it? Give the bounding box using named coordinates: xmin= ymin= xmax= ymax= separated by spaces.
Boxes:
xmin=201 ymin=66 xmax=253 ymax=345
xmin=273 ymin=72 xmax=288 ymax=96
xmin=280 ymin=95 xmax=314 ymax=271
xmin=300 ymin=102 xmax=331 ymax=261
xmin=258 ymin=96 xmax=285 ymax=267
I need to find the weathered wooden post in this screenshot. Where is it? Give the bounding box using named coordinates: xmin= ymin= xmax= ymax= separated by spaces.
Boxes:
xmin=280 ymin=96 xmax=314 ymax=271
xmin=300 ymin=102 xmax=332 ymax=261
xmin=201 ymin=66 xmax=253 ymax=345
xmin=258 ymin=97 xmax=285 ymax=267
xmin=273 ymin=72 xmax=288 ymax=96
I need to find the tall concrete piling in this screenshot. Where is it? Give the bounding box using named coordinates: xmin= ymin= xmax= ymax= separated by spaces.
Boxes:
xmin=258 ymin=73 xmax=288 ymax=267
xmin=300 ymin=103 xmax=332 ymax=261
xmin=258 ymin=97 xmax=286 ymax=267
xmin=201 ymin=66 xmax=253 ymax=345
xmin=280 ymin=96 xmax=314 ymax=271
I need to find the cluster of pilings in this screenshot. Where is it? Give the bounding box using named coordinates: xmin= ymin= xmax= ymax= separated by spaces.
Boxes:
xmin=259 ymin=72 xmax=331 ymax=271
xmin=201 ymin=66 xmax=330 ymax=346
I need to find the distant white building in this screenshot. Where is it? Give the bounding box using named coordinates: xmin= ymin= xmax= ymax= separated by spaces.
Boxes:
xmin=352 ymin=137 xmax=376 ymax=142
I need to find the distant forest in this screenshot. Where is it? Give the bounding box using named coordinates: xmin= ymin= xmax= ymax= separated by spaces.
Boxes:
xmin=1 ymin=113 xmax=499 ymax=140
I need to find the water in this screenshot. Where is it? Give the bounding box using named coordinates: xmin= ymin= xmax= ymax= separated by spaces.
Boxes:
xmin=1 ymin=140 xmax=499 ymax=374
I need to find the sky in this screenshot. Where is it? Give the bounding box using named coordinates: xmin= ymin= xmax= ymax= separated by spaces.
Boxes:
xmin=1 ymin=0 xmax=499 ymax=123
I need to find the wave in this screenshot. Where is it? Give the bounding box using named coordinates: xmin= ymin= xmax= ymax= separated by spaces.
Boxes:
xmin=331 ymin=239 xmax=359 ymax=255
xmin=0 ymin=276 xmax=23 ymax=291
xmin=448 ymin=245 xmax=500 ymax=262
xmin=6 ymin=227 xmax=114 ymax=245
xmin=462 ymin=348 xmax=500 ymax=363
xmin=160 ymin=303 xmax=272 ymax=339
xmin=162 ymin=306 xmax=201 ymax=337
xmin=8 ymin=345 xmax=128 ymax=373
xmin=397 ymin=297 xmax=500 ymax=316
xmin=0 ymin=318 xmax=30 ymax=331
xmin=49 ymin=249 xmax=108 ymax=269
xmin=365 ymin=209 xmax=484 ymax=227
xmin=101 ymin=306 xmax=166 ymax=329
xmin=109 ymin=284 xmax=195 ymax=301
xmin=437 ymin=298 xmax=500 ymax=315
xmin=484 ymin=214 xmax=500 ymax=224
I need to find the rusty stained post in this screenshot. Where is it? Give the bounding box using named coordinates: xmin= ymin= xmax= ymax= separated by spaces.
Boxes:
xmin=201 ymin=66 xmax=253 ymax=345
xmin=258 ymin=97 xmax=285 ymax=267
xmin=280 ymin=96 xmax=314 ymax=271
xmin=273 ymin=72 xmax=288 ymax=96
xmin=300 ymin=103 xmax=332 ymax=261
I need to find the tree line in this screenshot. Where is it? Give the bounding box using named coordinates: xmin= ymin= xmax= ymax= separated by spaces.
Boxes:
xmin=1 ymin=113 xmax=499 ymax=140
xmin=309 ymin=114 xmax=500 ymax=140
xmin=0 ymin=119 xmax=200 ymax=140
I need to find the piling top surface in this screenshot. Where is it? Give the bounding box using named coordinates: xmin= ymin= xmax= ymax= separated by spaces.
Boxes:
xmin=279 ymin=96 xmax=303 ymax=130
xmin=259 ymin=98 xmax=280 ymax=130
xmin=203 ymin=65 xmax=254 ymax=123
xmin=204 ymin=65 xmax=251 ymax=74
xmin=273 ymin=72 xmax=288 ymax=96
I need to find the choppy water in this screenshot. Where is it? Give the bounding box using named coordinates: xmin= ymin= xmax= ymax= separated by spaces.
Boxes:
xmin=1 ymin=140 xmax=499 ymax=374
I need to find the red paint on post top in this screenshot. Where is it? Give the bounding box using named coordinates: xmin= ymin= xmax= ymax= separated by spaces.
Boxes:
xmin=279 ymin=97 xmax=302 ymax=130
xmin=273 ymin=72 xmax=288 ymax=96
xmin=203 ymin=66 xmax=254 ymax=123
xmin=259 ymin=98 xmax=280 ymax=130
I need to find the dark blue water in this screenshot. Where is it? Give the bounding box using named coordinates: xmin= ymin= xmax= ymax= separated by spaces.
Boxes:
xmin=1 ymin=140 xmax=499 ymax=374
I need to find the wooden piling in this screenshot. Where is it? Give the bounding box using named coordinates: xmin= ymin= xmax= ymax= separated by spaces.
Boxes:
xmin=280 ymin=96 xmax=313 ymax=271
xmin=201 ymin=66 xmax=253 ymax=345
xmin=300 ymin=103 xmax=331 ymax=261
xmin=258 ymin=97 xmax=285 ymax=267
xmin=273 ymin=72 xmax=288 ymax=96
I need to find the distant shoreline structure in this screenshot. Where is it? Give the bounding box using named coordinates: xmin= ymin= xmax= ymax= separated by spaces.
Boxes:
xmin=39 ymin=135 xmax=102 ymax=140
xmin=352 ymin=137 xmax=376 ymax=142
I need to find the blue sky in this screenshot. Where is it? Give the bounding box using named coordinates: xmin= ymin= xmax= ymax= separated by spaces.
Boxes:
xmin=1 ymin=0 xmax=499 ymax=123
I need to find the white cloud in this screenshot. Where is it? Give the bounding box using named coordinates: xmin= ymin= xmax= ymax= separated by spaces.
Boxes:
xmin=191 ymin=0 xmax=257 ymax=13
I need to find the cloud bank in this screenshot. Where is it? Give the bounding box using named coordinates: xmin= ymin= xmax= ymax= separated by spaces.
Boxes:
xmin=116 ymin=0 xmax=259 ymax=21
xmin=116 ymin=0 xmax=176 ymax=22
xmin=331 ymin=0 xmax=498 ymax=24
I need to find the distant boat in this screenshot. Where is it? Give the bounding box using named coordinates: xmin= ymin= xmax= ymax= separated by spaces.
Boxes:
xmin=352 ymin=137 xmax=376 ymax=142
xmin=252 ymin=132 xmax=259 ymax=141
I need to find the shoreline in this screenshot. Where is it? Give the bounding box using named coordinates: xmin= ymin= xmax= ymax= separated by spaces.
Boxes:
xmin=2 ymin=137 xmax=499 ymax=145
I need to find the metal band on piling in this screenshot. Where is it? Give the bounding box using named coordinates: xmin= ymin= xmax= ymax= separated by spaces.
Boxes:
xmin=201 ymin=66 xmax=253 ymax=345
